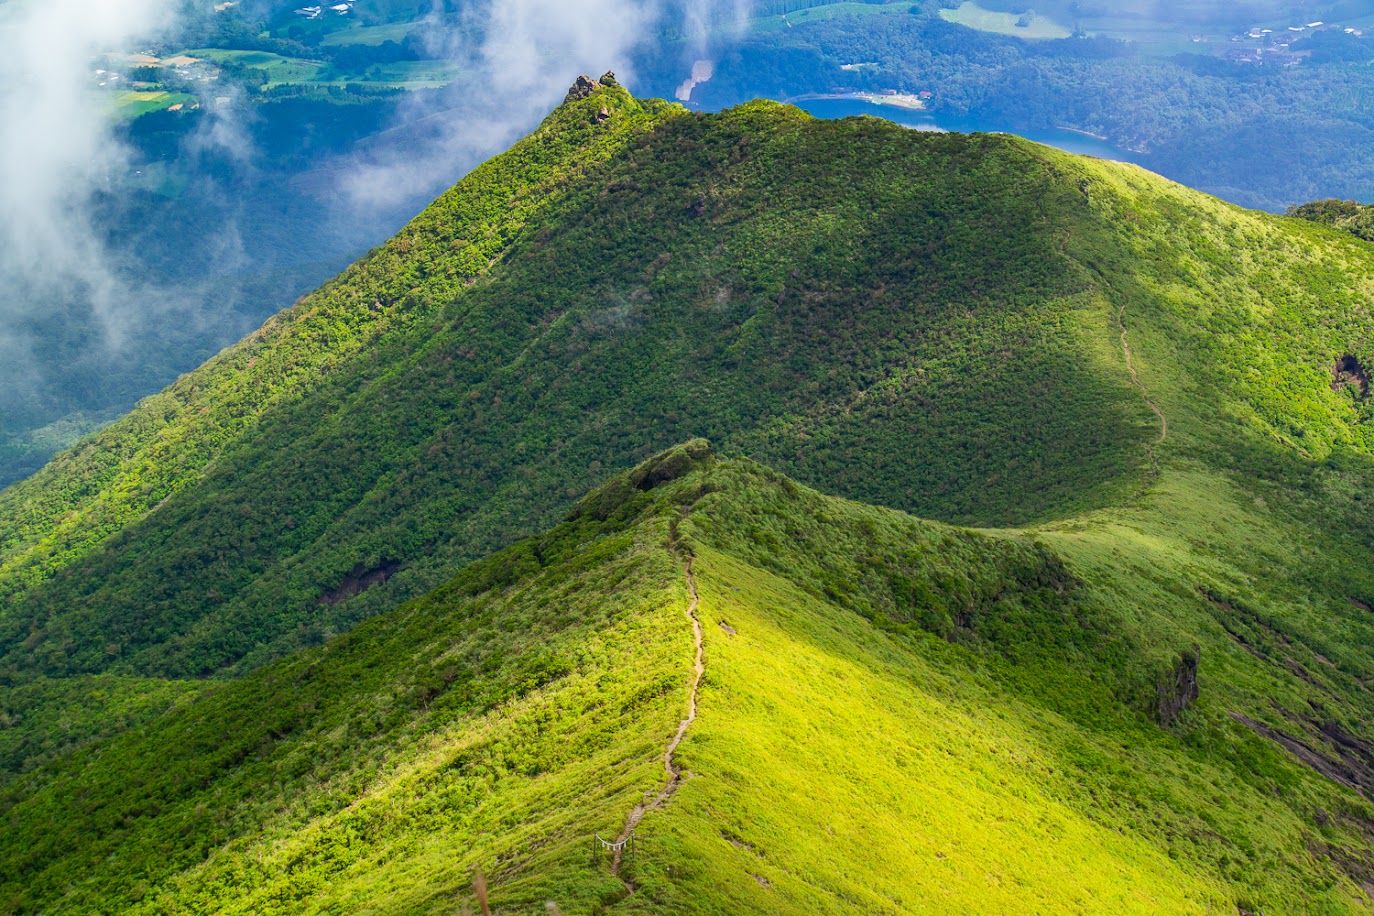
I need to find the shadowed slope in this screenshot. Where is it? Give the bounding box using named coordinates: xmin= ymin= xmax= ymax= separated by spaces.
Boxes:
xmin=5 ymin=446 xmax=1374 ymax=913
xmin=0 ymin=88 xmax=1158 ymax=681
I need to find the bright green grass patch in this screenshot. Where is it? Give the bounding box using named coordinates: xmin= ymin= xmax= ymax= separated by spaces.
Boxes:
xmin=749 ymin=1 xmax=909 ymax=32
xmin=940 ymin=2 xmax=1075 ymax=39
xmin=112 ymin=90 xmax=196 ymax=118
xmin=187 ymin=48 xmax=329 ymax=84
xmin=633 ymin=545 xmax=1229 ymax=914
xmin=318 ymin=20 xmax=420 ymax=46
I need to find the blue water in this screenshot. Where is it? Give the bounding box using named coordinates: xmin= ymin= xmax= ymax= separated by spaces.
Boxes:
xmin=793 ymin=98 xmax=1143 ymax=164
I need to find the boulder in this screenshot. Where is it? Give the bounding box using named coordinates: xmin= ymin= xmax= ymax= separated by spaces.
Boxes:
xmin=564 ymin=74 xmax=599 ymax=103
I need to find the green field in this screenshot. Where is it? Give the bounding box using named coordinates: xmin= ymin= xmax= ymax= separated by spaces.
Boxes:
xmin=749 ymin=1 xmax=909 ymax=33
xmin=325 ymin=58 xmax=461 ymax=87
xmin=318 ymin=20 xmax=421 ymax=46
xmin=111 ymin=89 xmax=197 ymax=118
xmin=187 ymin=48 xmax=329 ymax=85
xmin=940 ymin=2 xmax=1075 ymax=40
xmin=181 ymin=47 xmax=457 ymax=90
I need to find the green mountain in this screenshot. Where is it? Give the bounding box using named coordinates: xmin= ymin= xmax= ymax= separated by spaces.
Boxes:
xmin=3 ymin=442 xmax=1374 ymax=913
xmin=1291 ymin=198 xmax=1374 ymax=243
xmin=6 ymin=78 xmax=1374 ymax=912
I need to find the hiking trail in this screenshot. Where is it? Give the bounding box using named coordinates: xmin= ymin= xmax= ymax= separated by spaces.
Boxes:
xmin=609 ymin=535 xmax=704 ymax=888
xmin=1116 ymin=303 xmax=1168 ymax=446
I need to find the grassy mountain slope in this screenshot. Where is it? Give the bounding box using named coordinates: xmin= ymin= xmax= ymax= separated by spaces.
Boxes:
xmin=6 ymin=80 xmax=1374 ymax=913
xmin=4 ymin=444 xmax=1374 ymax=914
xmin=2 ymin=82 xmax=1158 ymax=681
xmin=7 ymin=81 xmax=1374 ymax=686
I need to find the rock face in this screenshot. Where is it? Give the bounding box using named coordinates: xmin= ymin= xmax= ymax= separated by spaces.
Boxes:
xmin=594 ymin=106 xmax=611 ymax=124
xmin=564 ymin=74 xmax=600 ymax=103
xmin=1158 ymin=646 xmax=1200 ymax=725
xmin=1332 ymin=354 xmax=1370 ymax=397
xmin=599 ymin=70 xmax=618 ymax=87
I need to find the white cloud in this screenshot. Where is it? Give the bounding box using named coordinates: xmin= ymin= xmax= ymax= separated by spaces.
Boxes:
xmin=0 ymin=0 xmax=174 ymax=347
xmin=340 ymin=0 xmax=660 ymax=211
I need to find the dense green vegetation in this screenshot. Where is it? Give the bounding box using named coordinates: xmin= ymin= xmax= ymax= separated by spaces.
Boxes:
xmin=1291 ymin=197 xmax=1374 ymax=241
xmin=8 ymin=81 xmax=1374 ymax=911
xmin=658 ymin=6 xmax=1374 ymax=210
xmin=6 ymin=442 xmax=1374 ymax=912
xmin=0 ymin=84 xmax=1160 ymax=681
xmin=7 ymin=81 xmax=1374 ymax=685
xmin=12 ymin=0 xmax=1373 ymax=490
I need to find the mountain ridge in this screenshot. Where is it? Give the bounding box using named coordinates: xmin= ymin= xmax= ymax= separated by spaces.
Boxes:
xmin=4 ymin=442 xmax=1374 ymax=912
xmin=5 ymin=81 xmax=1374 ymax=912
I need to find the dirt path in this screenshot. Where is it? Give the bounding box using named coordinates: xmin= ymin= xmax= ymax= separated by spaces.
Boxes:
xmin=610 ymin=550 xmax=704 ymax=884
xmin=1117 ymin=303 xmax=1168 ymax=444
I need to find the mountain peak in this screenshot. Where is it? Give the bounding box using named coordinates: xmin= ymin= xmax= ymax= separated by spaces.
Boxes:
xmin=564 ymin=71 xmax=621 ymax=104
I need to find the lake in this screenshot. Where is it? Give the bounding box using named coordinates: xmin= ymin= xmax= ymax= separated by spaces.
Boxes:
xmin=793 ymin=98 xmax=1143 ymax=164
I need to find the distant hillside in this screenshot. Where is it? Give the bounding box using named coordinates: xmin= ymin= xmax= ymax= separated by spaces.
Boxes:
xmin=1290 ymin=198 xmax=1374 ymax=241
xmin=5 ymin=442 xmax=1374 ymax=913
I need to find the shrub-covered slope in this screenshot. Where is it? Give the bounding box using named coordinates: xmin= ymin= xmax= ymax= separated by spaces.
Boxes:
xmin=5 ymin=80 xmax=1154 ymax=681
xmin=4 ymin=444 xmax=1374 ymax=914
xmin=7 ymin=79 xmax=1374 ymax=912
xmin=5 ymin=82 xmax=1374 ymax=683
xmin=1290 ymin=198 xmax=1374 ymax=242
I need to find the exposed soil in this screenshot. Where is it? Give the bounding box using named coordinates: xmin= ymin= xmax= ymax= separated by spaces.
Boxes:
xmin=1332 ymin=355 xmax=1370 ymax=398
xmin=317 ymin=560 xmax=401 ymax=605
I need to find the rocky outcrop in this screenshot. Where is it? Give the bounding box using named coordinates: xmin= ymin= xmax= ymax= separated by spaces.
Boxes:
xmin=1231 ymin=712 xmax=1374 ymax=796
xmin=1332 ymin=354 xmax=1370 ymax=397
xmin=1158 ymin=646 xmax=1200 ymax=724
xmin=318 ymin=560 xmax=402 ymax=605
xmin=564 ymin=74 xmax=600 ymax=103
xmin=599 ymin=70 xmax=618 ymax=87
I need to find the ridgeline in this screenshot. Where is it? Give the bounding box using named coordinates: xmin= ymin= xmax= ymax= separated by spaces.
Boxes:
xmin=4 ymin=79 xmax=1374 ymax=912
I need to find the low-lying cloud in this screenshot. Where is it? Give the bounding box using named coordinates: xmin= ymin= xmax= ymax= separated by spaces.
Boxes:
xmin=0 ymin=0 xmax=172 ymax=348
xmin=339 ymin=0 xmax=658 ymax=212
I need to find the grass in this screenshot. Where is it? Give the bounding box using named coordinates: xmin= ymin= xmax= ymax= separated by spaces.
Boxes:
xmin=747 ymin=2 xmax=910 ymax=33
xmin=4 ymin=445 xmax=1374 ymax=912
xmin=187 ymin=48 xmax=329 ymax=85
xmin=6 ymin=83 xmax=1374 ymax=911
xmin=315 ymin=59 xmax=461 ymax=88
xmin=0 ymin=91 xmax=1159 ymax=682
xmin=318 ymin=20 xmax=421 ymax=46
xmin=940 ymin=2 xmax=1075 ymax=40
xmin=112 ymin=90 xmax=197 ymax=118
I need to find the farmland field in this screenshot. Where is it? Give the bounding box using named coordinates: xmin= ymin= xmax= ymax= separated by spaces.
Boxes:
xmin=748 ymin=2 xmax=909 ymax=33
xmin=318 ymin=21 xmax=421 ymax=46
xmin=187 ymin=48 xmax=328 ymax=85
xmin=939 ymin=2 xmax=1074 ymax=39
xmin=113 ymin=90 xmax=196 ymax=118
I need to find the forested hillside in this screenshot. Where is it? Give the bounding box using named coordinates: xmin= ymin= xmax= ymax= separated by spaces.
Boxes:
xmin=6 ymin=442 xmax=1374 ymax=913
xmin=6 ymin=80 xmax=1374 ymax=912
